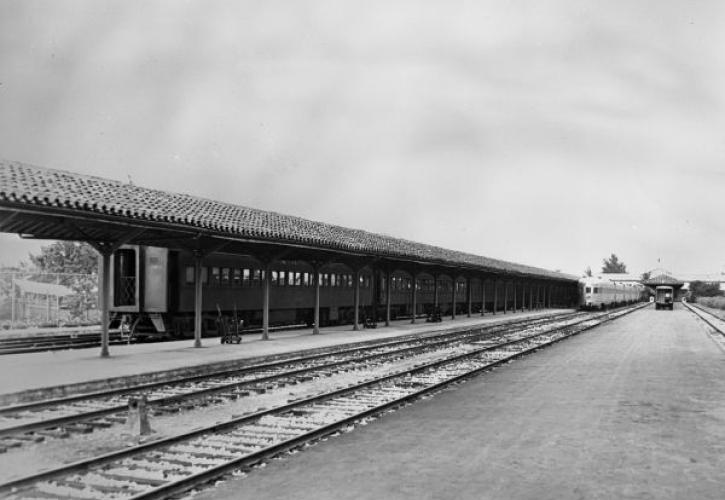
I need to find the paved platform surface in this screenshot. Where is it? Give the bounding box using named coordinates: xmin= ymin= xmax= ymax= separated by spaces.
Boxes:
xmin=0 ymin=309 xmax=570 ymax=401
xmin=193 ymin=304 xmax=725 ymax=500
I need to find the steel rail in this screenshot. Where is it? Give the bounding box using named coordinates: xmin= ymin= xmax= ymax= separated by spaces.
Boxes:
xmin=683 ymin=302 xmax=725 ymax=337
xmin=1 ymin=311 xmax=579 ymax=414
xmin=0 ymin=312 xmax=587 ymax=438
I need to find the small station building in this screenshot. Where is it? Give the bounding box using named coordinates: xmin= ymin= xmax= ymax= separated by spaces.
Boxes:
xmin=641 ymin=273 xmax=685 ymax=301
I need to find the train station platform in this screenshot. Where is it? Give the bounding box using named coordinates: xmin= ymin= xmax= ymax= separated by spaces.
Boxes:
xmin=0 ymin=308 xmax=573 ymax=405
xmin=196 ymin=304 xmax=725 ymax=500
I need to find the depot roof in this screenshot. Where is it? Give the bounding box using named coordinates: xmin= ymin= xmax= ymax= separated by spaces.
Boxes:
xmin=0 ymin=160 xmax=576 ymax=281
xmin=642 ymin=274 xmax=685 ymax=287
xmin=13 ymin=278 xmax=75 ymax=297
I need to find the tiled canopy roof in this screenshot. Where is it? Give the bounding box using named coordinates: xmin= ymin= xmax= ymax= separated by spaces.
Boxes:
xmin=0 ymin=160 xmax=576 ymax=281
xmin=642 ymin=274 xmax=684 ymax=287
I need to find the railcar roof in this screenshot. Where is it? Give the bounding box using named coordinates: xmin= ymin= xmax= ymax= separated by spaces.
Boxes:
xmin=0 ymin=160 xmax=577 ymax=281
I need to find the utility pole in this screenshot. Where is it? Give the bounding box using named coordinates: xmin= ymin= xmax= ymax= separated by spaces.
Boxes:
xmin=56 ymin=275 xmax=61 ymax=327
xmin=10 ymin=273 xmax=15 ymax=328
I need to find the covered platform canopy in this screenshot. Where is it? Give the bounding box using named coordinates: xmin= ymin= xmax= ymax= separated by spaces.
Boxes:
xmin=641 ymin=274 xmax=686 ymax=299
xmin=0 ymin=159 xmax=578 ymax=356
xmin=641 ymin=274 xmax=685 ymax=289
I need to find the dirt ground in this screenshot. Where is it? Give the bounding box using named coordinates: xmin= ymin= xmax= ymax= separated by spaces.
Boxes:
xmin=191 ymin=304 xmax=725 ymax=500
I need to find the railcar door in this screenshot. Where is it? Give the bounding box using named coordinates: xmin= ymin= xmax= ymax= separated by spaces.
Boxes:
xmin=111 ymin=246 xmax=140 ymax=312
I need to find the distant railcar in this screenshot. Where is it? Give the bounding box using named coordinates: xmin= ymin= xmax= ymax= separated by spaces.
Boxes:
xmin=579 ymin=276 xmax=644 ymax=310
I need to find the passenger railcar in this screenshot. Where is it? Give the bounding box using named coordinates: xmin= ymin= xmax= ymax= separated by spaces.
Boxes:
xmin=579 ymin=276 xmax=644 ymax=310
xmin=109 ymin=246 xmax=525 ymax=338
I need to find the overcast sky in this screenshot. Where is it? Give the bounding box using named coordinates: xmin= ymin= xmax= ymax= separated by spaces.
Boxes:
xmin=1 ymin=0 xmax=724 ymax=276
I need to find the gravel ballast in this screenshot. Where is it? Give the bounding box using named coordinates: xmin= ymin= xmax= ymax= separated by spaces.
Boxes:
xmin=190 ymin=304 xmax=725 ymax=500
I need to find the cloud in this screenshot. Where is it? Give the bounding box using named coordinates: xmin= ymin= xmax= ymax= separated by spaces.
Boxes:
xmin=1 ymin=0 xmax=724 ymax=274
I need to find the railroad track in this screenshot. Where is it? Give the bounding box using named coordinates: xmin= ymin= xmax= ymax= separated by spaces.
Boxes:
xmin=0 ymin=304 xmax=645 ymax=499
xmin=0 ymin=332 xmax=132 ymax=355
xmin=683 ymin=302 xmax=725 ymax=344
xmin=0 ymin=311 xmax=587 ymax=451
xmin=0 ymin=324 xmax=309 ymax=356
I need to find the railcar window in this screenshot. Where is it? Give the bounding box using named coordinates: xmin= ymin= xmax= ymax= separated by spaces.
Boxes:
xmin=211 ymin=267 xmax=221 ymax=286
xmin=252 ymin=269 xmax=261 ymax=285
xmin=243 ymin=269 xmax=250 ymax=286
xmin=201 ymin=267 xmax=208 ymax=285
xmin=331 ymin=274 xmax=337 ymax=287
xmin=294 ymin=272 xmax=301 ymax=286
xmin=233 ymin=268 xmax=241 ymax=286
xmin=271 ymin=271 xmax=278 ymax=286
xmin=221 ymin=268 xmax=230 ymax=286
xmin=279 ymin=271 xmax=286 ymax=286
xmin=185 ymin=266 xmax=194 ymax=285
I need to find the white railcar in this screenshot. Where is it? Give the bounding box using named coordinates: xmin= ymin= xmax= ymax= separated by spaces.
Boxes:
xmin=579 ymin=276 xmax=644 ymax=310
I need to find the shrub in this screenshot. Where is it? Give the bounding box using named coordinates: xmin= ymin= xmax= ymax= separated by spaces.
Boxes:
xmin=697 ymin=296 xmax=725 ymax=310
